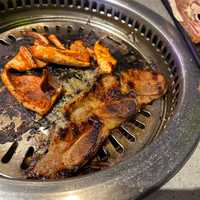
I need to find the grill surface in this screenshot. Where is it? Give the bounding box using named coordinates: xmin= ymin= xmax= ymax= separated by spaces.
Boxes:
xmin=0 ymin=21 xmax=174 ymax=178
xmin=0 ymin=0 xmax=199 ymax=200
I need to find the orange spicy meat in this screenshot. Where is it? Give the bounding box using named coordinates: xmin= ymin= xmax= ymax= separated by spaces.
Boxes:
xmin=1 ymin=46 xmax=62 ymax=115
xmin=27 ymin=69 xmax=167 ymax=178
xmin=94 ymin=41 xmax=117 ymax=74
xmin=30 ymin=44 xmax=91 ymax=68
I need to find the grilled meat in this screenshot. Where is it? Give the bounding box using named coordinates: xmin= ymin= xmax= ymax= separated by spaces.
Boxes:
xmin=30 ymin=44 xmax=90 ymax=67
xmin=1 ymin=47 xmax=62 ymax=115
xmin=120 ymin=69 xmax=167 ymax=106
xmin=94 ymin=41 xmax=117 ymax=74
xmin=24 ymin=32 xmax=91 ymax=67
xmin=69 ymin=40 xmax=91 ymax=63
xmin=48 ymin=34 xmax=65 ymax=50
xmin=169 ymin=0 xmax=200 ymax=43
xmin=28 ymin=69 xmax=167 ymax=178
xmin=23 ymin=32 xmax=49 ymax=67
xmin=2 ymin=69 xmax=62 ymax=116
xmin=24 ymin=31 xmax=49 ymax=45
xmin=4 ymin=46 xmax=41 ymax=71
xmin=24 ymin=32 xmax=117 ymax=71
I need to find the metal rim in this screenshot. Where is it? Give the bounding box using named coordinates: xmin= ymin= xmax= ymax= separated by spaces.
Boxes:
xmin=0 ymin=0 xmax=199 ymax=199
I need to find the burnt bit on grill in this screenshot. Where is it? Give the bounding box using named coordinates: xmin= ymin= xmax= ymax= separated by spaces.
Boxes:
xmin=0 ymin=88 xmax=36 ymax=144
xmin=57 ymin=127 xmax=69 ymax=140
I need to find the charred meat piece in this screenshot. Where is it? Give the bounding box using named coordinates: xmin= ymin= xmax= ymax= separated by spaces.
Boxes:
xmin=30 ymin=44 xmax=91 ymax=67
xmin=69 ymin=40 xmax=91 ymax=63
xmin=28 ymin=125 xmax=76 ymax=178
xmin=34 ymin=58 xmax=47 ymax=68
xmin=94 ymin=41 xmax=117 ymax=74
xmin=120 ymin=69 xmax=167 ymax=106
xmin=28 ymin=75 xmax=137 ymax=178
xmin=48 ymin=34 xmax=65 ymax=50
xmin=25 ymin=32 xmax=91 ymax=67
xmin=4 ymin=46 xmax=40 ymax=71
xmin=28 ymin=69 xmax=167 ymax=178
xmin=169 ymin=0 xmax=200 ymax=43
xmin=2 ymin=68 xmax=62 ymax=116
xmin=23 ymin=32 xmax=49 ymax=67
xmin=24 ymin=31 xmax=49 ymax=45
xmin=58 ymin=40 xmax=91 ymax=63
xmin=1 ymin=47 xmax=62 ymax=115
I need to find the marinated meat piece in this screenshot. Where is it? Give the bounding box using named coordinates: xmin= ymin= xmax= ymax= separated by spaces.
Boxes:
xmin=120 ymin=69 xmax=167 ymax=106
xmin=28 ymin=75 xmax=137 ymax=178
xmin=23 ymin=32 xmax=49 ymax=68
xmin=58 ymin=40 xmax=91 ymax=63
xmin=24 ymin=31 xmax=49 ymax=45
xmin=28 ymin=69 xmax=167 ymax=178
xmin=48 ymin=34 xmax=65 ymax=50
xmin=28 ymin=125 xmax=76 ymax=178
xmin=24 ymin=32 xmax=91 ymax=67
xmin=169 ymin=0 xmax=200 ymax=43
xmin=94 ymin=41 xmax=117 ymax=74
xmin=4 ymin=46 xmax=38 ymax=71
xmin=30 ymin=45 xmax=90 ymax=67
xmin=1 ymin=47 xmax=62 ymax=115
xmin=64 ymin=40 xmax=91 ymax=63
xmin=2 ymin=69 xmax=62 ymax=116
xmin=34 ymin=58 xmax=47 ymax=68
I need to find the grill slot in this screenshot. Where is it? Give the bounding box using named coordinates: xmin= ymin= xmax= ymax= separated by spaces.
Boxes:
xmin=134 ymin=120 xmax=145 ymax=129
xmin=140 ymin=110 xmax=151 ymax=118
xmin=8 ymin=35 xmax=16 ymax=42
xmin=97 ymin=147 xmax=109 ymax=162
xmin=119 ymin=126 xmax=136 ymax=142
xmin=108 ymin=135 xmax=124 ymax=154
xmin=0 ymin=40 xmax=9 ymax=46
xmin=1 ymin=142 xmax=18 ymax=164
xmin=0 ymin=2 xmax=4 ymax=11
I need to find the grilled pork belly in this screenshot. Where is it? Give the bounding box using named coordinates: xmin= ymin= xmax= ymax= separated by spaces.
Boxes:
xmin=1 ymin=47 xmax=62 ymax=116
xmin=25 ymin=32 xmax=91 ymax=67
xmin=24 ymin=31 xmax=50 ymax=45
xmin=4 ymin=46 xmax=42 ymax=71
xmin=120 ymin=69 xmax=167 ymax=106
xmin=48 ymin=34 xmax=65 ymax=50
xmin=28 ymin=69 xmax=167 ymax=178
xmin=94 ymin=41 xmax=117 ymax=74
xmin=30 ymin=45 xmax=91 ymax=68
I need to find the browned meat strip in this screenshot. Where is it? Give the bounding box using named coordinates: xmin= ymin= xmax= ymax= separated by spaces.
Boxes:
xmin=4 ymin=46 xmax=39 ymax=71
xmin=30 ymin=44 xmax=91 ymax=67
xmin=48 ymin=34 xmax=65 ymax=50
xmin=28 ymin=68 xmax=167 ymax=178
xmin=94 ymin=41 xmax=117 ymax=74
xmin=24 ymin=32 xmax=91 ymax=68
xmin=24 ymin=31 xmax=49 ymax=45
xmin=69 ymin=40 xmax=90 ymax=63
xmin=169 ymin=0 xmax=200 ymax=43
xmin=1 ymin=47 xmax=62 ymax=116
xmin=120 ymin=69 xmax=167 ymax=106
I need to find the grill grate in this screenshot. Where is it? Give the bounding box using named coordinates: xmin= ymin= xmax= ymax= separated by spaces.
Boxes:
xmin=0 ymin=0 xmax=181 ymax=179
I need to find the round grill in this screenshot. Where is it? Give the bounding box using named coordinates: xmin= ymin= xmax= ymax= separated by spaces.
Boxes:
xmin=0 ymin=0 xmax=199 ymax=200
